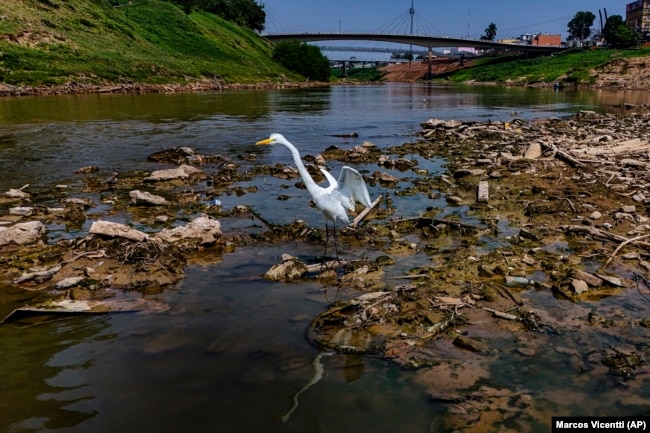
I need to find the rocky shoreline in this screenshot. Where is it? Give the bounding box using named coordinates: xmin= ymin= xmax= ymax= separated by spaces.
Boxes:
xmin=0 ymin=78 xmax=326 ymax=97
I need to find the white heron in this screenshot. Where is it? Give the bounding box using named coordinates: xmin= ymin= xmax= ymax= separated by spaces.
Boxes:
xmin=256 ymin=133 xmax=372 ymax=259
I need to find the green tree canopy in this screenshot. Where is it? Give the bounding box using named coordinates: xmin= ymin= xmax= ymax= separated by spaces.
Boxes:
xmin=173 ymin=0 xmax=265 ymax=31
xmin=567 ymin=11 xmax=595 ymax=41
xmin=603 ymin=15 xmax=638 ymax=48
xmin=272 ymin=40 xmax=331 ymax=82
xmin=481 ymin=22 xmax=497 ymax=41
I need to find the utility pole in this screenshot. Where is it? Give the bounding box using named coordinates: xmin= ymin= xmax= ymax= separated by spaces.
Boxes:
xmin=409 ymin=0 xmax=414 ymax=66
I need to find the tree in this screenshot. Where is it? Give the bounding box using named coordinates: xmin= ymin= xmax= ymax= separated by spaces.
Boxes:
xmin=567 ymin=11 xmax=595 ymax=41
xmin=173 ymin=0 xmax=265 ymax=31
xmin=272 ymin=40 xmax=331 ymax=82
xmin=481 ymin=23 xmax=497 ymax=41
xmin=603 ymin=15 xmax=638 ymax=48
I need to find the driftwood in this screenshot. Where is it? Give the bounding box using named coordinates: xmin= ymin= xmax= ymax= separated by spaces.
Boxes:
xmin=396 ymin=217 xmax=484 ymax=231
xmin=482 ymin=307 xmax=519 ymax=321
xmin=600 ymin=234 xmax=650 ymax=271
xmin=305 ymin=260 xmax=350 ymax=273
xmin=563 ymin=224 xmax=650 ymax=249
xmin=391 ymin=273 xmax=430 ymax=280
xmin=539 ymin=142 xmax=586 ymax=168
xmin=570 ymin=138 xmax=650 ymax=157
xmin=13 ymin=264 xmax=62 ymax=284
xmin=492 ymin=283 xmax=524 ymax=306
xmin=562 ymin=225 xmax=629 ymax=243
xmin=350 ymin=195 xmax=382 ymax=228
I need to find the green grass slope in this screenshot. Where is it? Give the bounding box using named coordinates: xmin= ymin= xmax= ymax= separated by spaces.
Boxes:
xmin=0 ymin=0 xmax=298 ymax=86
xmin=448 ymin=47 xmax=650 ymax=85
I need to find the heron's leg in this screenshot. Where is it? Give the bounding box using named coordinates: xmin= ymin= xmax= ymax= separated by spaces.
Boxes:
xmin=333 ymin=220 xmax=340 ymax=262
xmin=320 ymin=223 xmax=329 ymax=270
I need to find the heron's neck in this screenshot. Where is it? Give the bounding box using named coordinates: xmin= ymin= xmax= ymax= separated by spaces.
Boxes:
xmin=283 ymin=142 xmax=318 ymax=191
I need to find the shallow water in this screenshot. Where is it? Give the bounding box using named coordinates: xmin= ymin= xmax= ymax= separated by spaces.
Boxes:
xmin=1 ymin=83 xmax=649 ymax=432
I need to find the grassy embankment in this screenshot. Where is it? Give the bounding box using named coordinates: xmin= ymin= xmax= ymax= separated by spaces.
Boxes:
xmin=0 ymin=0 xmax=300 ymax=86
xmin=447 ymin=47 xmax=650 ymax=85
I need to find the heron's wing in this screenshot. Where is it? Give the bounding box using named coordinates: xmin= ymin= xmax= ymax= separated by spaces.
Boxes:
xmin=337 ymin=166 xmax=372 ymax=208
xmin=320 ymin=168 xmax=338 ymax=189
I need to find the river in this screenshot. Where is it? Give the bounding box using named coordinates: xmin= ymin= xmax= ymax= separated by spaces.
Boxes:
xmin=0 ymin=83 xmax=648 ymax=433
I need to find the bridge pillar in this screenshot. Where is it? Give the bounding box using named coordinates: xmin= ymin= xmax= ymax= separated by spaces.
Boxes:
xmin=341 ymin=61 xmax=347 ymax=77
xmin=426 ymin=47 xmax=433 ymax=80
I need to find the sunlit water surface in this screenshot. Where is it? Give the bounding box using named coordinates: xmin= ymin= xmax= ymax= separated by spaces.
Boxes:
xmin=1 ymin=83 xmax=649 ymax=432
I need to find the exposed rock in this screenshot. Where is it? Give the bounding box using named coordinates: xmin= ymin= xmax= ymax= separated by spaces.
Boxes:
xmin=73 ymin=165 xmax=99 ymax=174
xmin=9 ymin=206 xmax=33 ymax=216
xmin=524 ymin=142 xmax=542 ymax=159
xmin=147 ymin=146 xmax=196 ymax=164
xmin=154 ymin=215 xmax=222 ymax=246
xmin=571 ymin=279 xmax=589 ymax=294
xmin=453 ymin=335 xmax=490 ymax=354
xmin=129 ymin=190 xmax=170 ymax=206
xmin=375 ymin=172 xmax=399 ymax=183
xmin=54 ymin=276 xmax=86 ymax=290
xmin=89 ymin=220 xmax=149 ymax=242
xmin=61 ymin=197 xmax=95 ymax=208
xmin=572 ymin=270 xmax=603 ymax=287
xmin=143 ymin=164 xmax=203 ymax=182
xmin=0 ymin=221 xmax=46 ymax=246
xmin=5 ymin=185 xmax=30 ymax=199
xmin=264 ymin=254 xmax=308 ymax=281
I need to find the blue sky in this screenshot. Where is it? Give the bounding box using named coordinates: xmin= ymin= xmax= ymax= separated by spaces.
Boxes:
xmin=262 ymin=0 xmax=627 ymax=39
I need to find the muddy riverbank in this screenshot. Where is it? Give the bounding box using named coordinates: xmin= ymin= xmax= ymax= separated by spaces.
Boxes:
xmin=2 ymin=107 xmax=650 ymax=430
xmin=0 ymin=79 xmax=327 ymax=97
xmin=382 ymin=56 xmax=650 ymax=92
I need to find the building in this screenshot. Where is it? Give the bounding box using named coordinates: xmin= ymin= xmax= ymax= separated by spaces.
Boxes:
xmin=626 ymin=0 xmax=650 ymax=36
xmin=497 ymin=37 xmax=523 ymax=45
xmin=532 ymin=34 xmax=562 ymax=46
xmin=497 ymin=33 xmax=562 ymax=46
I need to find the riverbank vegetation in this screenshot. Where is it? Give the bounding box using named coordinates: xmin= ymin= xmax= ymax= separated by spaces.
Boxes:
xmin=332 ymin=66 xmax=384 ymax=82
xmin=0 ymin=0 xmax=297 ymax=86
xmin=446 ymin=47 xmax=650 ymax=85
xmin=272 ymin=40 xmax=331 ymax=82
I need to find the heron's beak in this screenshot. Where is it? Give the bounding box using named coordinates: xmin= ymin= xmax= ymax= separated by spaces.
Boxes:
xmin=256 ymin=138 xmax=273 ymax=145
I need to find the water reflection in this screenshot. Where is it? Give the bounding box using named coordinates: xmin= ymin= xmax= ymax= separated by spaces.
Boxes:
xmin=1 ymin=317 xmax=110 ymax=432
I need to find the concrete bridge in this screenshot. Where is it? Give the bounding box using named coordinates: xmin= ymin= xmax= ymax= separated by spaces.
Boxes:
xmin=263 ymin=32 xmax=566 ymax=54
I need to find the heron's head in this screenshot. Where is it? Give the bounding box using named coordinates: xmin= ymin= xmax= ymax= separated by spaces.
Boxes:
xmin=256 ymin=133 xmax=285 ymax=146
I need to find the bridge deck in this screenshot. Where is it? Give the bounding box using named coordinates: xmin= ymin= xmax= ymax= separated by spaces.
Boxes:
xmin=263 ymin=33 xmax=565 ymax=53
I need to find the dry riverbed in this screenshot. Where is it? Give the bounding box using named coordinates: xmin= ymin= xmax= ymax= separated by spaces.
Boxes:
xmin=2 ymin=110 xmax=650 ymax=430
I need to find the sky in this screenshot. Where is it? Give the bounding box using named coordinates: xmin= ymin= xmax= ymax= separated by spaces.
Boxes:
xmin=261 ymin=0 xmax=628 ymax=59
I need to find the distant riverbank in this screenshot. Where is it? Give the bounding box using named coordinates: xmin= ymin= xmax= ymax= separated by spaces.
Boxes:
xmin=381 ymin=49 xmax=650 ymax=91
xmin=0 ymin=79 xmax=329 ymax=97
